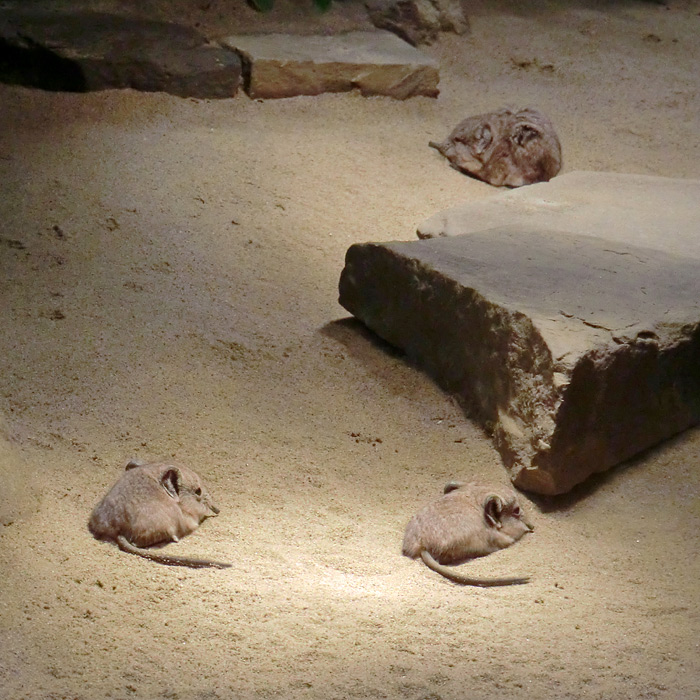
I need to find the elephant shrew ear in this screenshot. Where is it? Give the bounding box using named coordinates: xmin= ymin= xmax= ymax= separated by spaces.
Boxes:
xmin=483 ymin=494 xmax=505 ymax=529
xmin=161 ymin=468 xmax=181 ymax=500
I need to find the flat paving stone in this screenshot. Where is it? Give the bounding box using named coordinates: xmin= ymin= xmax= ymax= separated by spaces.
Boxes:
xmin=417 ymin=171 xmax=700 ymax=259
xmin=339 ymin=225 xmax=700 ymax=495
xmin=221 ymin=31 xmax=439 ymax=99
xmin=0 ymin=9 xmax=241 ymax=98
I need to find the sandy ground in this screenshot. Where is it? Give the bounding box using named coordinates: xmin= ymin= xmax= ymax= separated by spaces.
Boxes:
xmin=1 ymin=1 xmax=700 ymax=698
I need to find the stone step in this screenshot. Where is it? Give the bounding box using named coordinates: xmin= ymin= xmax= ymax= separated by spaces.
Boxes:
xmin=221 ymin=31 xmax=439 ymax=100
xmin=339 ymin=226 xmax=700 ymax=495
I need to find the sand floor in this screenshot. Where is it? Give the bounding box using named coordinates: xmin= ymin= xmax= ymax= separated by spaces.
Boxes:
xmin=1 ymin=1 xmax=699 ymax=698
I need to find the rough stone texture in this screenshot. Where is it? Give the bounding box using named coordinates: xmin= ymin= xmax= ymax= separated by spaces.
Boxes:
xmin=0 ymin=9 xmax=242 ymax=98
xmin=221 ymin=31 xmax=439 ymax=99
xmin=364 ymin=0 xmax=469 ymax=46
xmin=417 ymin=171 xmax=700 ymax=260
xmin=339 ymin=227 xmax=700 ymax=495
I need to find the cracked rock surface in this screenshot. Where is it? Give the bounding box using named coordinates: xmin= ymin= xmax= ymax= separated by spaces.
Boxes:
xmin=339 ymin=226 xmax=700 ymax=495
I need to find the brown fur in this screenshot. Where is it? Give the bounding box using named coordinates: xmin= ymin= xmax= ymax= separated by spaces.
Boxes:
xmin=429 ymin=107 xmax=562 ymax=187
xmin=88 ymin=460 xmax=231 ymax=569
xmin=402 ymin=481 xmax=533 ymax=586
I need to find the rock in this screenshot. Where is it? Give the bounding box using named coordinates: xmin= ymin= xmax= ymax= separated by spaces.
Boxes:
xmin=365 ymin=0 xmax=469 ymax=46
xmin=0 ymin=9 xmax=241 ymax=98
xmin=417 ymin=171 xmax=700 ymax=259
xmin=338 ymin=227 xmax=700 ymax=495
xmin=221 ymin=31 xmax=439 ymax=100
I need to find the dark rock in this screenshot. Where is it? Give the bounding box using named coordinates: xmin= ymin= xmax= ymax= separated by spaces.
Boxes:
xmin=364 ymin=0 xmax=469 ymax=46
xmin=0 ymin=9 xmax=241 ymax=98
xmin=339 ymin=227 xmax=700 ymax=495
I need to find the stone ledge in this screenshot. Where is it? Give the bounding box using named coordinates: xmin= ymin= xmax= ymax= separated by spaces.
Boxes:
xmin=221 ymin=31 xmax=439 ymax=99
xmin=339 ymin=227 xmax=700 ymax=495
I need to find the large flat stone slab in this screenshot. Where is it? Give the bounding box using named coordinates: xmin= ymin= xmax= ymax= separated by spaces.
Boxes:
xmin=417 ymin=171 xmax=700 ymax=259
xmin=221 ymin=31 xmax=439 ymax=99
xmin=0 ymin=9 xmax=242 ymax=98
xmin=339 ymin=227 xmax=700 ymax=495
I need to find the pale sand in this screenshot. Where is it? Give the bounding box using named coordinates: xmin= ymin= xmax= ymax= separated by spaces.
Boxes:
xmin=1 ymin=1 xmax=699 ymax=698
